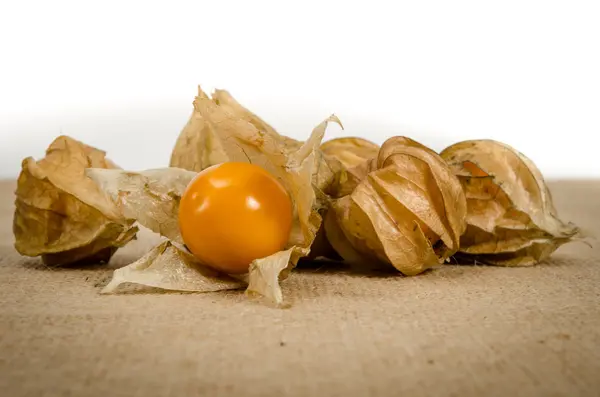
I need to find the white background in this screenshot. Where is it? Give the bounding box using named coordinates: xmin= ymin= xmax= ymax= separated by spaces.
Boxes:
xmin=1 ymin=0 xmax=599 ymax=178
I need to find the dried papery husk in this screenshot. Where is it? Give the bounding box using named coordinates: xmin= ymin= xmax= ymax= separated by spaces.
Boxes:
xmin=168 ymin=85 xmax=342 ymax=251
xmin=87 ymin=168 xmax=250 ymax=296
xmin=92 ymin=89 xmax=342 ymax=306
xmin=327 ymin=157 xmax=379 ymax=199
xmin=320 ymin=137 xmax=380 ymax=199
xmin=86 ymin=167 xmax=197 ymax=244
xmin=304 ymin=219 xmax=342 ymax=261
xmin=325 ymin=136 xmax=467 ymax=275
xmin=101 ymin=240 xmax=244 ymax=294
xmin=212 ymin=88 xmax=310 ymax=158
xmin=169 ymin=88 xmax=229 ymax=172
xmin=170 ymin=86 xmax=296 ymax=173
xmin=211 ymin=89 xmax=282 ymax=141
xmin=13 ymin=136 xmax=137 ymax=266
xmin=246 ymin=248 xmax=297 ymax=308
xmin=440 ymin=139 xmax=580 ymax=266
xmin=321 ymin=137 xmax=380 ymax=170
xmin=170 ymin=86 xmax=338 ymax=198
xmin=87 ymin=166 xmax=295 ymax=305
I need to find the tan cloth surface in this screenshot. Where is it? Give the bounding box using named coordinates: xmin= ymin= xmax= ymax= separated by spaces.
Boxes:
xmin=1 ymin=180 xmax=599 ymax=397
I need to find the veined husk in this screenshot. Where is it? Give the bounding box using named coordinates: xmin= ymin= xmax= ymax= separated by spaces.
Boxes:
xmin=321 ymin=137 xmax=380 ymax=170
xmin=13 ymin=136 xmax=137 ymax=265
xmin=170 ymin=86 xmax=337 ymax=196
xmin=440 ymin=139 xmax=580 ymax=266
xmin=102 ymin=240 xmax=245 ymax=294
xmin=321 ymin=137 xmax=381 ymax=198
xmin=89 ymin=87 xmax=342 ymax=306
xmin=211 ymin=88 xmax=301 ymax=150
xmin=87 ymin=167 xmax=244 ymax=296
xmin=325 ymin=136 xmax=467 ymax=275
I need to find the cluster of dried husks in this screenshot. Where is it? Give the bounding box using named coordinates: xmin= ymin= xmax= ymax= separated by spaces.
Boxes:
xmin=13 ymin=87 xmax=580 ymax=306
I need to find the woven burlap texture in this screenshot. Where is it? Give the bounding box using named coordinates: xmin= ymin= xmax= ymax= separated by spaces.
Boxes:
xmin=1 ymin=180 xmax=599 ymax=397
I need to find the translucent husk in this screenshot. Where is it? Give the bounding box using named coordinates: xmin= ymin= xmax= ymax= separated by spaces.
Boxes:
xmin=440 ymin=139 xmax=580 ymax=266
xmin=13 ymin=136 xmax=137 ymax=265
xmin=324 ymin=136 xmax=467 ymax=275
xmin=170 ymin=86 xmax=338 ymax=196
xmin=89 ymin=87 xmax=342 ymax=306
xmin=101 ymin=240 xmax=244 ymax=294
xmin=85 ymin=167 xmax=197 ymax=244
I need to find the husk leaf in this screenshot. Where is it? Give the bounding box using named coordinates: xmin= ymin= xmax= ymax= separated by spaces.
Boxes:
xmin=101 ymin=241 xmax=244 ymax=294
xmin=246 ymin=247 xmax=296 ymax=308
xmin=211 ymin=89 xmax=289 ymax=144
xmin=92 ymin=87 xmax=342 ymax=306
xmin=321 ymin=137 xmax=380 ymax=198
xmin=168 ymin=86 xmax=342 ymax=251
xmin=327 ymin=157 xmax=379 ymax=199
xmin=86 ymin=167 xmax=197 ymax=244
xmin=170 ymin=86 xmax=338 ymax=196
xmin=440 ymin=139 xmax=579 ymax=266
xmin=13 ymin=136 xmax=137 ymax=265
xmin=325 ymin=136 xmax=467 ymax=275
xmin=321 ymin=137 xmax=380 ymax=170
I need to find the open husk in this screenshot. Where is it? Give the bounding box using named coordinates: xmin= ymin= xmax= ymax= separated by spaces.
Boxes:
xmin=170 ymin=86 xmax=337 ymax=195
xmin=87 ymin=167 xmax=253 ymax=295
xmin=86 ymin=167 xmax=197 ymax=244
xmin=325 ymin=136 xmax=467 ymax=275
xmin=440 ymin=139 xmax=580 ymax=266
xmin=90 ymin=87 xmax=342 ymax=306
xmin=101 ymin=241 xmax=244 ymax=294
xmin=13 ymin=136 xmax=137 ymax=265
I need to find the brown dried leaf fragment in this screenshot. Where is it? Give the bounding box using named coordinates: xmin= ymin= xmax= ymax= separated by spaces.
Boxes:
xmin=13 ymin=136 xmax=137 ymax=265
xmin=325 ymin=137 xmax=467 ymax=275
xmin=440 ymin=139 xmax=580 ymax=266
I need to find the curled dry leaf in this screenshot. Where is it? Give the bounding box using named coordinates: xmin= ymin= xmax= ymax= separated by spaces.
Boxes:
xmin=92 ymin=87 xmax=342 ymax=306
xmin=246 ymin=248 xmax=296 ymax=307
xmin=440 ymin=139 xmax=580 ymax=266
xmin=325 ymin=137 xmax=467 ymax=275
xmin=13 ymin=136 xmax=137 ymax=266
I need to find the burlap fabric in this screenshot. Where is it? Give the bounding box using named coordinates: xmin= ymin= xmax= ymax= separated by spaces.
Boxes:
xmin=1 ymin=180 xmax=598 ymax=397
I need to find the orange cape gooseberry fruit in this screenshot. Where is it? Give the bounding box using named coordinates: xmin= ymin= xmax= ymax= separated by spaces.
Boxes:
xmin=178 ymin=162 xmax=294 ymax=274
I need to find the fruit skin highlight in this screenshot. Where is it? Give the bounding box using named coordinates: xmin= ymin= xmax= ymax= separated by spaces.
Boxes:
xmin=178 ymin=162 xmax=293 ymax=274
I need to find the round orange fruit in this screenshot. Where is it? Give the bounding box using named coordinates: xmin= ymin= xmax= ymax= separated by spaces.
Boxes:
xmin=178 ymin=162 xmax=293 ymax=274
